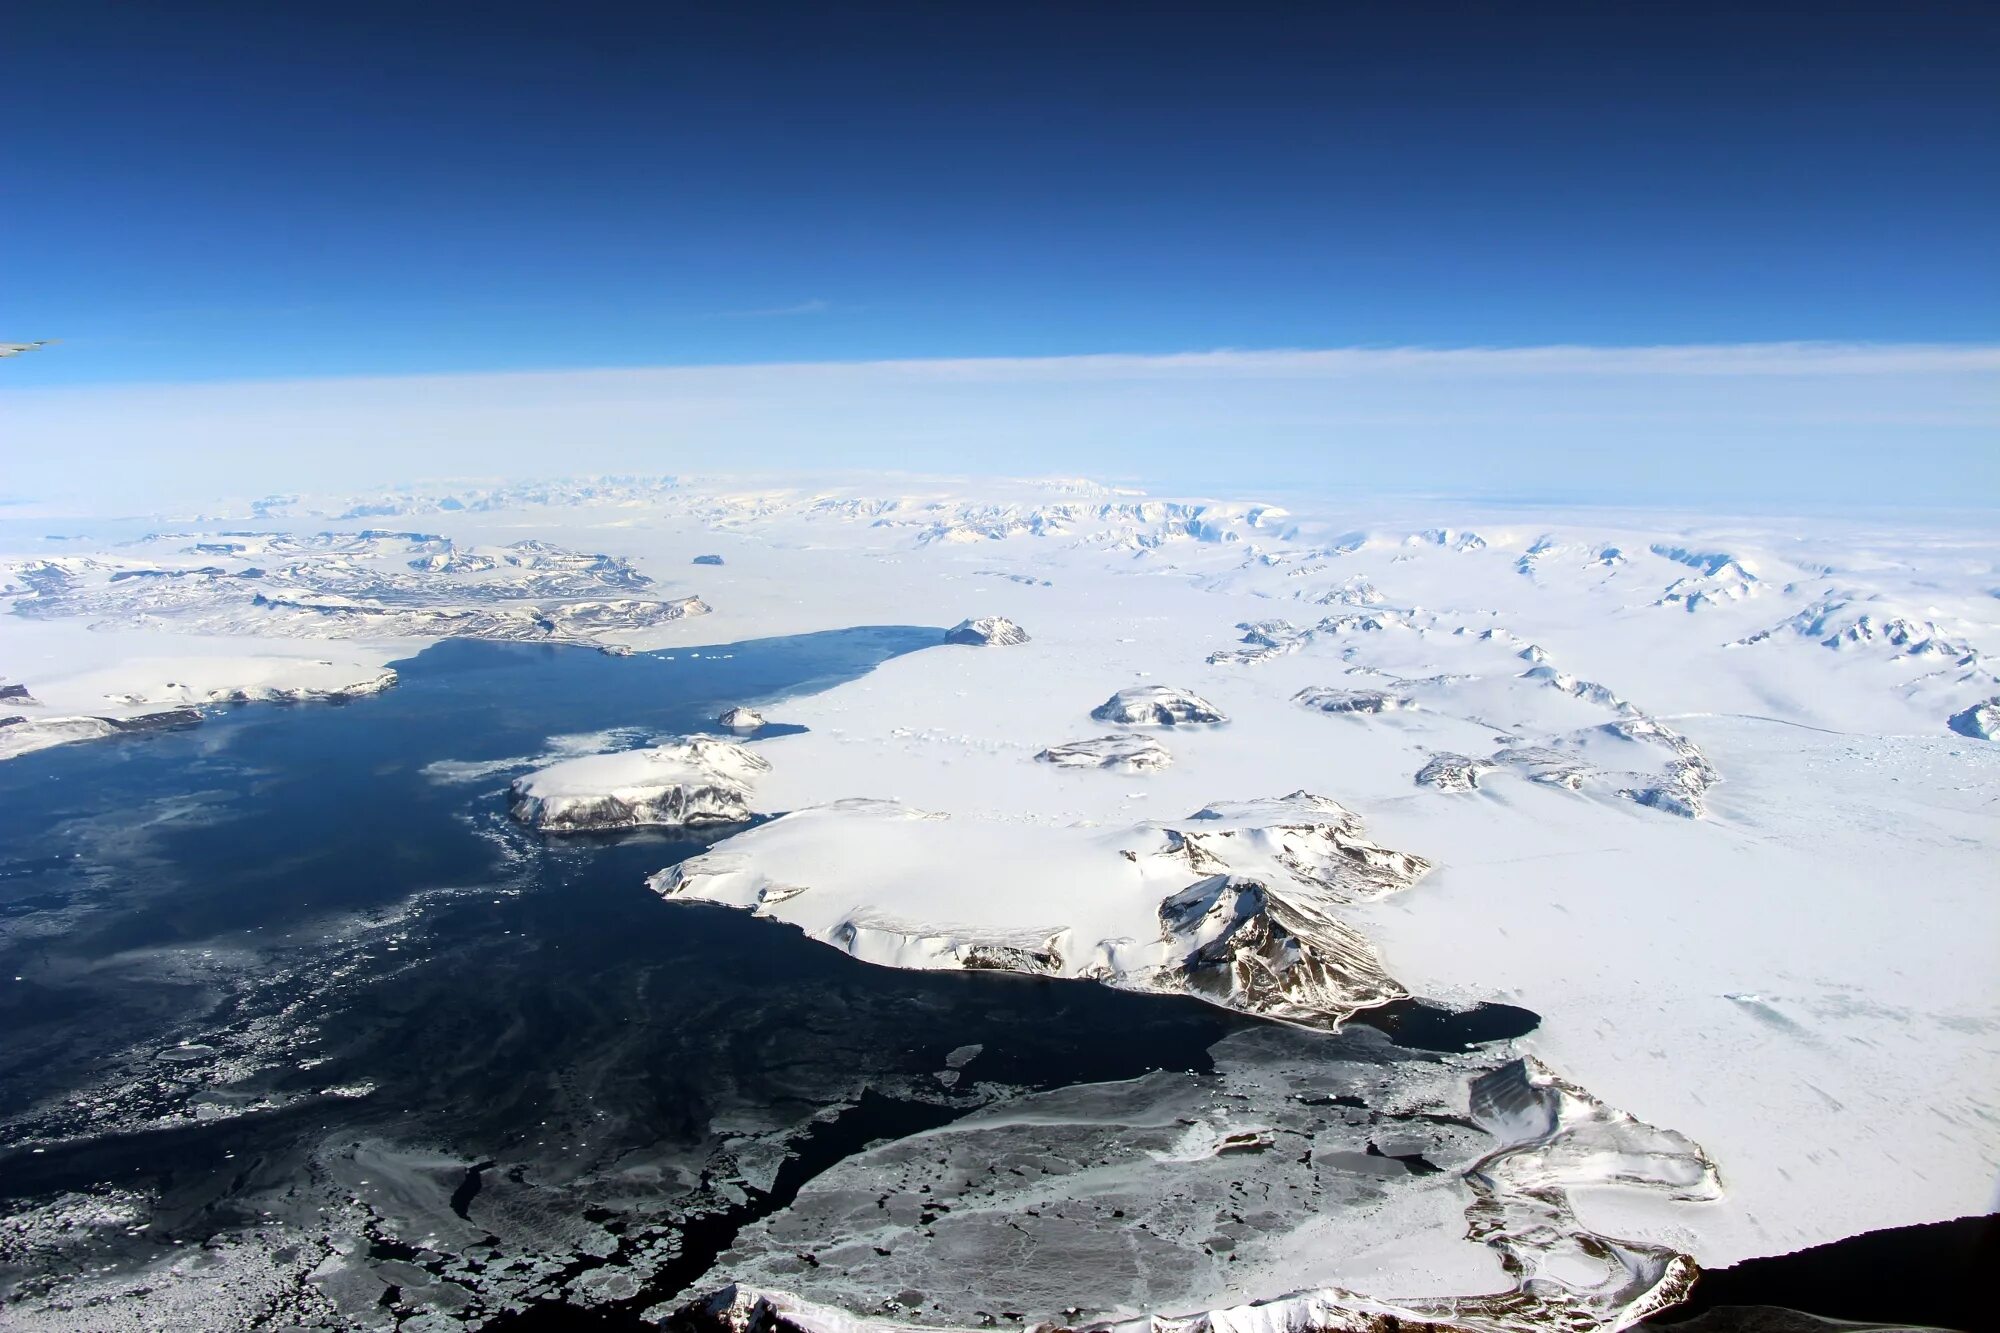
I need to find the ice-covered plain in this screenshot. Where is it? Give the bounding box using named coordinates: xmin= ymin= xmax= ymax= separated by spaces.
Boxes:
xmin=1 ymin=473 xmax=1995 ymax=1331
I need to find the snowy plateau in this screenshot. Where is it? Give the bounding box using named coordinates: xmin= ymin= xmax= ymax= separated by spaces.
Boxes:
xmin=2 ymin=473 xmax=1996 ymax=1333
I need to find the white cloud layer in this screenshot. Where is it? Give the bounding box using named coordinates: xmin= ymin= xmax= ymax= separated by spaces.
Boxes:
xmin=4 ymin=342 xmax=1995 ymax=512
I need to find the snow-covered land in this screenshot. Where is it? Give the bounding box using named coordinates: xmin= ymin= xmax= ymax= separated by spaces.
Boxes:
xmin=0 ymin=529 xmax=709 ymax=758
xmin=653 ymin=789 xmax=1432 ymax=1025
xmin=0 ymin=634 xmax=399 ymax=760
xmin=509 ymin=735 xmax=769 ymax=831
xmin=4 ymin=472 xmax=1997 ymax=1331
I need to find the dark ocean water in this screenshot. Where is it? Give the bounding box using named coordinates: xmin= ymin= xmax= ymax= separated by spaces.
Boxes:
xmin=0 ymin=630 xmax=1957 ymax=1330
xmin=0 ymin=631 xmax=1266 ymax=1323
xmin=1643 ymin=1213 xmax=1992 ymax=1333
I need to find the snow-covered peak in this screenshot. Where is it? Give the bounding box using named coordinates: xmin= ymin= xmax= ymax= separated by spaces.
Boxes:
xmin=1405 ymin=527 xmax=1489 ymax=552
xmin=1650 ymin=543 xmax=1760 ymax=583
xmin=944 ymin=616 xmax=1031 ymax=646
xmin=1738 ymin=597 xmax=1982 ymax=662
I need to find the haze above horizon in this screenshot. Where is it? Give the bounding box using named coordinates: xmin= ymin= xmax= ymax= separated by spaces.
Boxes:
xmin=2 ymin=1 xmax=1994 ymax=507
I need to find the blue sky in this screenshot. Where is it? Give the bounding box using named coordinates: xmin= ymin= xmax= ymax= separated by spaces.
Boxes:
xmin=2 ymin=2 xmax=1995 ymax=506
xmin=7 ymin=1 xmax=1996 ymax=383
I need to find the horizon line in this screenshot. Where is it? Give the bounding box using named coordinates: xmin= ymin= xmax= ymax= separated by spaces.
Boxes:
xmin=8 ymin=338 xmax=2000 ymax=395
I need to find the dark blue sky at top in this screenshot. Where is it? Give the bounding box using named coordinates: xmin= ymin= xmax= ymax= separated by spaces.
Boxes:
xmin=5 ymin=0 xmax=1996 ymax=385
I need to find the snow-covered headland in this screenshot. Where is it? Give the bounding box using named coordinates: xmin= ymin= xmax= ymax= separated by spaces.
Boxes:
xmin=3 ymin=473 xmax=1995 ymax=1330
xmin=0 ymin=647 xmax=398 ymax=760
xmin=653 ymin=789 xmax=1432 ymax=1025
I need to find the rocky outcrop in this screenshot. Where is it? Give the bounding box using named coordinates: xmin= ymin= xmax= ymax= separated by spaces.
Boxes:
xmin=1091 ymin=685 xmax=1226 ymax=726
xmin=1167 ymin=792 xmax=1433 ymax=904
xmin=509 ymin=736 xmax=769 ymax=832
xmin=1306 ymin=576 xmax=1385 ymax=607
xmin=104 ymin=707 xmax=205 ymax=732
xmin=1154 ymin=873 xmax=1406 ymax=1022
xmin=1207 ymin=619 xmax=1312 ymax=666
xmin=176 ymin=670 xmax=399 ymax=706
xmin=1142 ymin=794 xmax=1434 ymax=1020
xmin=1520 ymin=664 xmax=1631 ymax=712
xmin=1608 ymin=716 xmax=1719 ymax=818
xmin=693 ymin=553 xmax=726 ymax=565
xmin=717 ymin=706 xmax=766 ymax=732
xmin=1416 ymin=752 xmax=1495 ymax=791
xmin=944 ymin=616 xmax=1030 ymax=646
xmin=1948 ymin=696 xmax=2000 ymax=740
xmin=1494 ymin=744 xmax=1589 ymax=791
xmin=1035 ymin=734 xmax=1171 ymax=771
xmin=1211 ymin=608 xmax=1422 ymax=667
xmin=0 ymin=708 xmax=204 ymax=761
xmin=1293 ymin=686 xmax=1415 ymax=715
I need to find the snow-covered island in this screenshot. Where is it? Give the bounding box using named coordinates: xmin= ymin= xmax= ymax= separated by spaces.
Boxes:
xmin=508 ymin=736 xmax=769 ymax=832
xmin=944 ymin=615 xmax=1030 ymax=646
xmin=717 ymin=705 xmax=766 ymax=731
